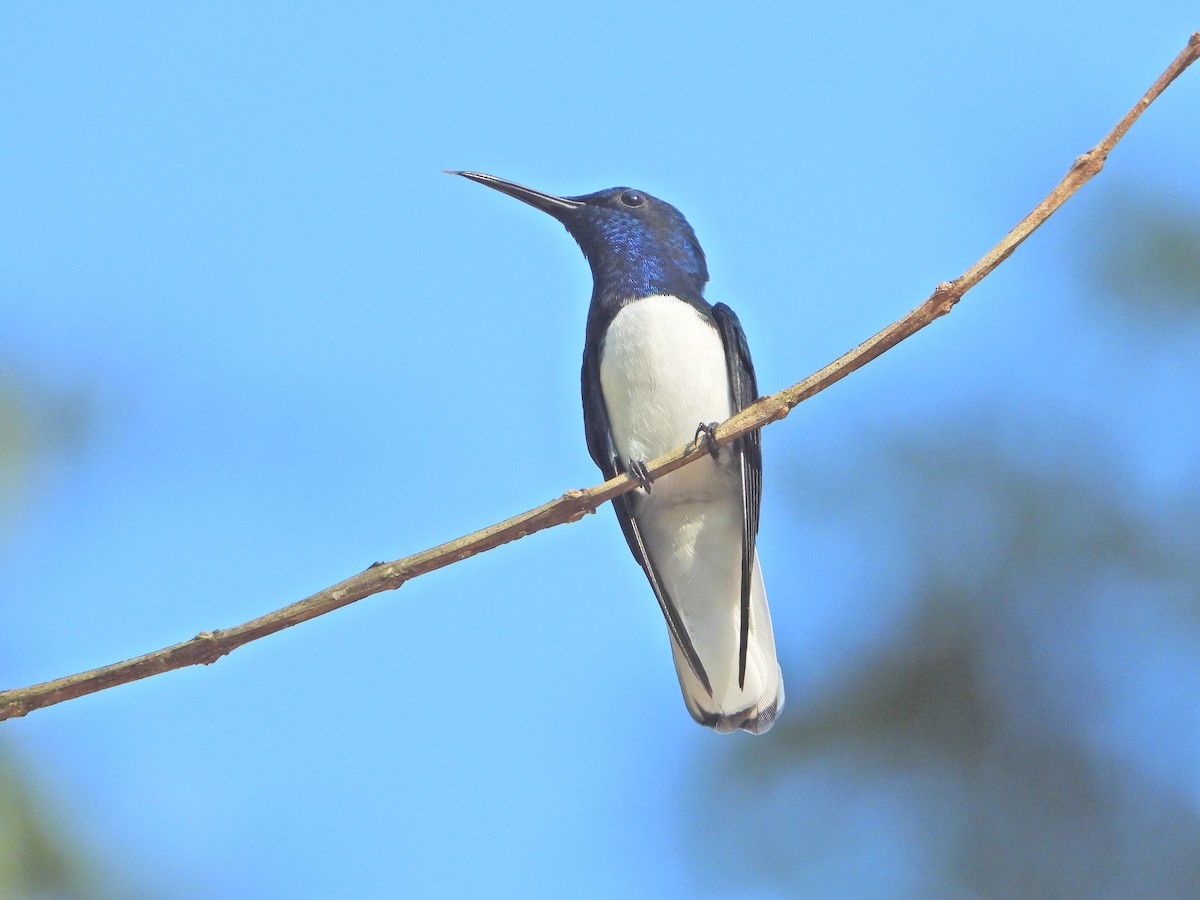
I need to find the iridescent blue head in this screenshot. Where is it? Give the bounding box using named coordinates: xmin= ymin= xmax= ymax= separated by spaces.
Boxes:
xmin=449 ymin=171 xmax=709 ymax=305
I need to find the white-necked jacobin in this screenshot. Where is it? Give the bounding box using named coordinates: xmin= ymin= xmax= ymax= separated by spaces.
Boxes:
xmin=450 ymin=171 xmax=783 ymax=734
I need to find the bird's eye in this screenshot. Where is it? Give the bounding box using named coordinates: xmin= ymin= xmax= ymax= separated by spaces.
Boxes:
xmin=619 ymin=190 xmax=646 ymax=208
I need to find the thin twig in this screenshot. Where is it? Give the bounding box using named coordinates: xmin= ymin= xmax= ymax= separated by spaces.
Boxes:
xmin=3 ymin=33 xmax=1197 ymax=722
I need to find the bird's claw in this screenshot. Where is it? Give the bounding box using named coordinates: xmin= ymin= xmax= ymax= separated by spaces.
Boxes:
xmin=629 ymin=458 xmax=654 ymax=493
xmin=694 ymin=421 xmax=720 ymax=459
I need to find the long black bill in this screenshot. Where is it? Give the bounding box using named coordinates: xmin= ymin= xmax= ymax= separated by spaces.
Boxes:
xmin=445 ymin=171 xmax=583 ymax=218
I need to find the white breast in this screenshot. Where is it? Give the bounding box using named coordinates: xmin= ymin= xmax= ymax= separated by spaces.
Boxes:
xmin=598 ymin=295 xmax=733 ymax=466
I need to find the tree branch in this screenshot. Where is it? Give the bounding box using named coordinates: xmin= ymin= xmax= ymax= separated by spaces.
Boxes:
xmin=3 ymin=33 xmax=1197 ymax=722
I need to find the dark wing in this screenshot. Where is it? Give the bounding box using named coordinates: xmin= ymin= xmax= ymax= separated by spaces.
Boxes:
xmin=581 ymin=328 xmax=713 ymax=697
xmin=711 ymin=302 xmax=762 ymax=689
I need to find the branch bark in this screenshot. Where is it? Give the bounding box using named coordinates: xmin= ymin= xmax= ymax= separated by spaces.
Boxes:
xmin=3 ymin=33 xmax=1197 ymax=722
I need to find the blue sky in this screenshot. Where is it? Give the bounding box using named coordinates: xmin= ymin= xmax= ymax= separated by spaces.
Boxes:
xmin=3 ymin=4 xmax=1199 ymax=898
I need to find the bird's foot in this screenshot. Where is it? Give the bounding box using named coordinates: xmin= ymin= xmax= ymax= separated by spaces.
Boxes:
xmin=693 ymin=421 xmax=720 ymax=459
xmin=628 ymin=458 xmax=654 ymax=494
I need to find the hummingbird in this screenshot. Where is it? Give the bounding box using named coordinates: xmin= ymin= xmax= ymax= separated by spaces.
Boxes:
xmin=450 ymin=171 xmax=783 ymax=734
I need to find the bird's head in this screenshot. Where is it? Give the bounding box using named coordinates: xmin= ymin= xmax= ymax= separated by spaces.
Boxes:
xmin=449 ymin=171 xmax=709 ymax=304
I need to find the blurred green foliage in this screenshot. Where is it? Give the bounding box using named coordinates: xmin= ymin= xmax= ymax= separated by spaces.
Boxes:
xmin=0 ymin=746 xmax=109 ymax=900
xmin=697 ymin=430 xmax=1200 ymax=896
xmin=1 ymin=373 xmax=113 ymax=900
xmin=0 ymin=379 xmax=34 ymax=537
xmin=1087 ymin=190 xmax=1200 ymax=320
xmin=0 ymin=370 xmax=89 ymax=544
